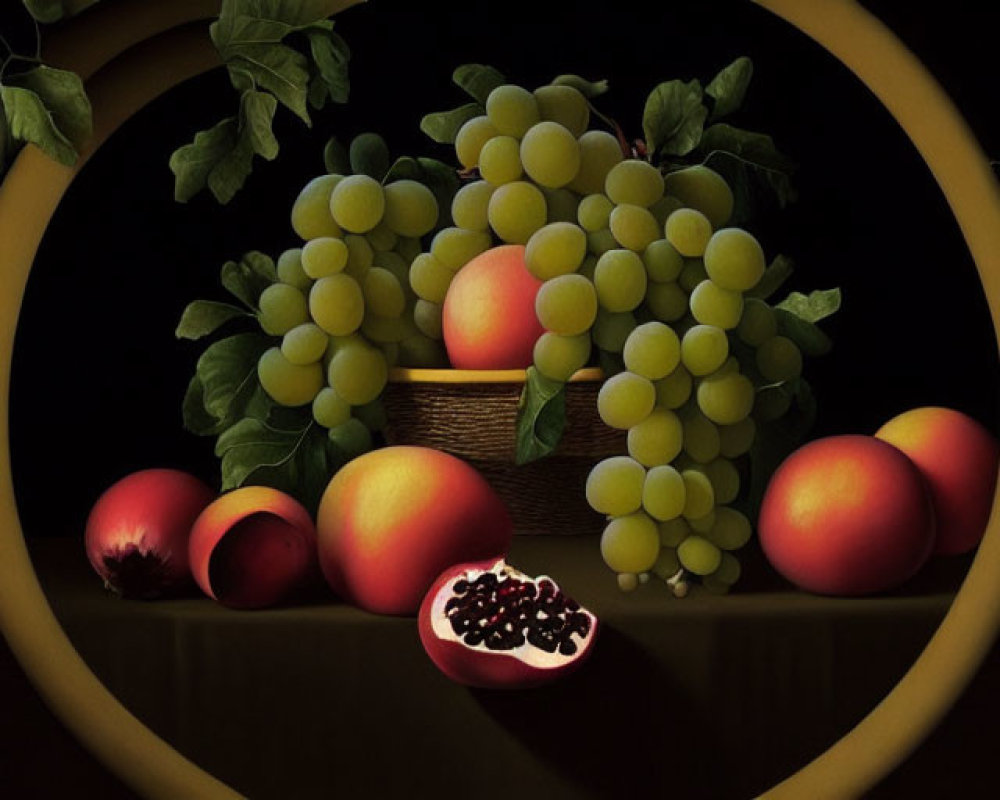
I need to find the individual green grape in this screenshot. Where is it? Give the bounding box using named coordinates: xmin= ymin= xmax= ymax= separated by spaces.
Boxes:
xmin=525 ymin=222 xmax=587 ymax=280
xmin=578 ymin=193 xmax=614 ymax=232
xmin=371 ymin=250 xmax=412 ymax=298
xmin=642 ymin=239 xmax=684 ymax=283
xmin=533 ymin=331 xmax=591 ymax=381
xmin=352 ymin=398 xmax=387 ymax=432
xmin=641 ymin=464 xmax=686 ymax=521
xmin=344 ymin=234 xmax=374 ymax=279
xmin=281 ymin=322 xmax=328 ymax=365
xmin=687 ymin=508 xmax=716 ymax=534
xmin=597 ymin=371 xmax=656 ymax=429
xmin=718 ymin=416 xmax=756 ymax=458
xmin=665 ymin=208 xmax=713 ymax=257
xmin=361 ymin=312 xmax=409 ymax=343
xmin=396 ymin=236 xmax=422 ymax=264
xmin=689 ymin=279 xmax=744 ymax=330
xmin=628 ymin=408 xmax=683 ymax=466
xmin=312 ymin=386 xmax=351 ymax=428
xmin=322 ymin=333 xmax=362 ymax=370
xmin=649 ymin=194 xmax=685 ymax=227
xmin=623 ymin=321 xmax=681 ymax=381
xmin=697 ymin=371 xmax=755 ymax=425
xmin=609 ymin=204 xmax=661 ymax=252
xmin=479 ymin=135 xmax=523 ymax=186
xmin=651 ymin=547 xmax=681 ymax=581
xmin=578 ymin=255 xmax=597 ymax=281
xmin=366 ymin=221 xmax=398 ymax=252
xmin=678 ymin=258 xmax=709 ymax=293
xmin=756 ymin=335 xmax=803 ymax=383
xmin=677 ymin=535 xmax=722 ymax=576
xmin=329 ymin=174 xmax=386 ymax=234
xmin=534 ymin=274 xmax=598 ymax=336
xmin=594 ymin=249 xmax=647 ymax=312
xmin=586 ymin=455 xmax=646 ymax=516
xmin=257 ymin=347 xmax=324 ymax=406
xmin=397 ymin=333 xmax=448 ymax=367
xmin=591 ymin=309 xmax=637 ymax=352
xmin=542 ymin=187 xmax=580 ymax=224
xmin=600 ymin=512 xmax=661 ymax=573
xmin=645 ymin=281 xmax=688 ymax=323
xmin=301 ymin=236 xmax=349 ymax=279
xmin=753 ymin=385 xmax=792 ymax=422
xmin=382 ymin=179 xmax=439 ymax=238
xmin=486 ymin=84 xmax=540 ymax=138
xmin=533 ymin=84 xmax=590 ymax=137
xmin=291 ymin=174 xmax=342 ymax=240
xmin=407 ymin=254 xmax=452 ymax=304
xmin=520 ymin=121 xmax=581 ymax=188
xmin=659 ymin=516 xmax=692 ymax=548
xmin=327 ymin=339 xmax=388 ymax=405
xmin=569 ymin=130 xmax=624 ymax=195
xmin=663 ymin=165 xmax=734 ymax=229
xmin=703 ymin=227 xmax=766 ymax=292
xmin=604 ymin=160 xmax=665 ymax=208
xmin=680 ymin=324 xmax=729 ymax=376
xmin=704 ymin=507 xmax=752 ymax=550
xmin=413 ymin=299 xmax=443 ymax=339
xmin=455 ymin=115 xmax=499 ymax=168
xmin=701 ymin=458 xmax=741 ymax=505
xmin=737 ymin=298 xmax=778 ymax=347
xmin=654 ymin=364 xmax=692 ymax=409
xmin=328 ymin=417 xmax=373 ymax=459
xmin=487 ymin=181 xmax=547 ymax=244
xmin=430 ymin=227 xmax=492 ymax=271
xmin=363 ymin=267 xmax=406 ymax=318
xmin=682 ymin=409 xmax=721 ymax=463
xmin=451 ymin=180 xmax=495 ymax=231
xmin=709 ymin=551 xmax=742 ymax=586
xmin=276 ymin=248 xmax=312 ymax=291
xmin=309 ymin=274 xmax=365 ymax=336
xmin=617 ymin=572 xmax=640 ymax=592
xmin=258 ymin=283 xmax=309 ymax=335
xmin=586 ymin=227 xmax=618 ymax=256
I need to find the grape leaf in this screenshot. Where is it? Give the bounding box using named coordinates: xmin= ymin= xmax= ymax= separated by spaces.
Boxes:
xmin=774 ymin=309 xmax=833 ymax=357
xmin=194 ymin=332 xmax=272 ymax=426
xmin=182 ymin=375 xmax=225 ymax=436
xmin=221 ymin=250 xmax=276 ymax=310
xmin=323 ymin=135 xmax=349 ymax=173
xmin=21 ymin=0 xmax=66 ymax=23
xmin=514 ymin=367 xmax=567 ymax=465
xmin=453 ymin=64 xmax=505 ymax=104
xmin=0 ymin=86 xmax=75 ymax=166
xmin=305 ymin=21 xmax=350 ymax=104
xmin=226 ymin=44 xmax=311 ymax=124
xmin=170 ymin=118 xmax=239 ymax=202
xmin=775 ymin=288 xmax=842 ymax=323
xmin=349 ymin=132 xmax=390 ymax=180
xmin=705 ymin=57 xmax=753 ymax=120
xmin=176 ymin=300 xmax=252 ymax=340
xmin=642 ymin=79 xmax=707 ymax=158
xmin=746 ymin=254 xmax=794 ymax=300
xmin=420 ymin=103 xmax=482 ymax=144
xmin=551 ymin=74 xmax=609 ymax=99
xmin=242 ymin=89 xmax=279 ymax=159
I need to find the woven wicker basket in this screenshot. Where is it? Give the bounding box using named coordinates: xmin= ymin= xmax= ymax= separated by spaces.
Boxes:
xmin=381 ymin=367 xmax=623 ymax=535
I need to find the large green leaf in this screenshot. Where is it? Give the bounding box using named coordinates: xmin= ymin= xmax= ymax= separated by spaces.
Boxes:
xmin=452 ymin=64 xmax=505 ymax=104
xmin=774 ymin=309 xmax=834 ymax=357
xmin=226 ymin=44 xmax=311 ymax=124
xmin=642 ymin=79 xmax=707 ymax=158
xmin=775 ymin=288 xmax=842 ymax=323
xmin=221 ymin=250 xmax=276 ymax=310
xmin=170 ymin=118 xmax=239 ymax=202
xmin=193 ymin=332 xmax=272 ymax=427
xmin=705 ymin=57 xmax=753 ymax=120
xmin=514 ymin=367 xmax=567 ymax=465
xmin=305 ymin=22 xmax=350 ymax=104
xmin=176 ymin=300 xmax=252 ymax=340
xmin=551 ymin=74 xmax=609 ymax=99
xmin=0 ymin=86 xmax=77 ymax=166
xmin=420 ymin=103 xmax=482 ymax=144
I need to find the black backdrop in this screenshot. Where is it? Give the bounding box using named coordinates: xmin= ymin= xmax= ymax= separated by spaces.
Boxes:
xmin=9 ymin=0 xmax=1000 ymax=539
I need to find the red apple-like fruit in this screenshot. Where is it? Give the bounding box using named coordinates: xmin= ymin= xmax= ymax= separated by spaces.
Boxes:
xmin=442 ymin=244 xmax=544 ymax=369
xmin=758 ymin=435 xmax=935 ymax=595
xmin=875 ymin=406 xmax=999 ymax=555
xmin=316 ymin=446 xmax=513 ymax=615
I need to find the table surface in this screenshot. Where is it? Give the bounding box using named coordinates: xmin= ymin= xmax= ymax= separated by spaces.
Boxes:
xmin=12 ymin=534 xmax=993 ymax=799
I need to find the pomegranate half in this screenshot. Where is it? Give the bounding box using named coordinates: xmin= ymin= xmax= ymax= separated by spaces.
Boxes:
xmin=418 ymin=558 xmax=598 ymax=689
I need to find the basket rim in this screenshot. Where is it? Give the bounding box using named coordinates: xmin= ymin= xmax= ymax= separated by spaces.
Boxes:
xmin=388 ymin=367 xmax=605 ymax=384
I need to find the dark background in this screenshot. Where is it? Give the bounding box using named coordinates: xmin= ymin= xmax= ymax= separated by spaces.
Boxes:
xmin=3 ymin=0 xmax=1000 ymax=797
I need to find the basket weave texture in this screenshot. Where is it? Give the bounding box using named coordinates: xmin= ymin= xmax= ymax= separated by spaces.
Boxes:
xmin=382 ymin=376 xmax=624 ymax=535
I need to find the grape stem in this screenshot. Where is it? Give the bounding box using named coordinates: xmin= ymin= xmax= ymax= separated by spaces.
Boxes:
xmin=666 ymin=568 xmax=690 ymax=599
xmin=588 ymin=103 xmax=632 ymax=159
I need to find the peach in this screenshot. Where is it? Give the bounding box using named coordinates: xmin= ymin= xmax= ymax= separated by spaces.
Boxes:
xmin=188 ymin=486 xmax=318 ymax=609
xmin=759 ymin=435 xmax=935 ymax=595
xmin=442 ymin=244 xmax=544 ymax=369
xmin=316 ymin=445 xmax=513 ymax=615
xmin=876 ymin=406 xmax=999 ymax=555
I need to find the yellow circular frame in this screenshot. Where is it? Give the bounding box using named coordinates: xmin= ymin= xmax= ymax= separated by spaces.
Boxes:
xmin=1 ymin=1 xmax=998 ymax=798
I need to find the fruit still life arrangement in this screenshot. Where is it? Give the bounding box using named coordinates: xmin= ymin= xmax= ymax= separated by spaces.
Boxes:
xmin=57 ymin=9 xmax=995 ymax=691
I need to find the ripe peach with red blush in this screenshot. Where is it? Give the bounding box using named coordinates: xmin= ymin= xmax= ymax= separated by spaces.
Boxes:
xmin=442 ymin=245 xmax=544 ymax=369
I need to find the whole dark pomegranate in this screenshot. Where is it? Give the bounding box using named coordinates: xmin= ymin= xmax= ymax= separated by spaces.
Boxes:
xmin=418 ymin=558 xmax=598 ymax=689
